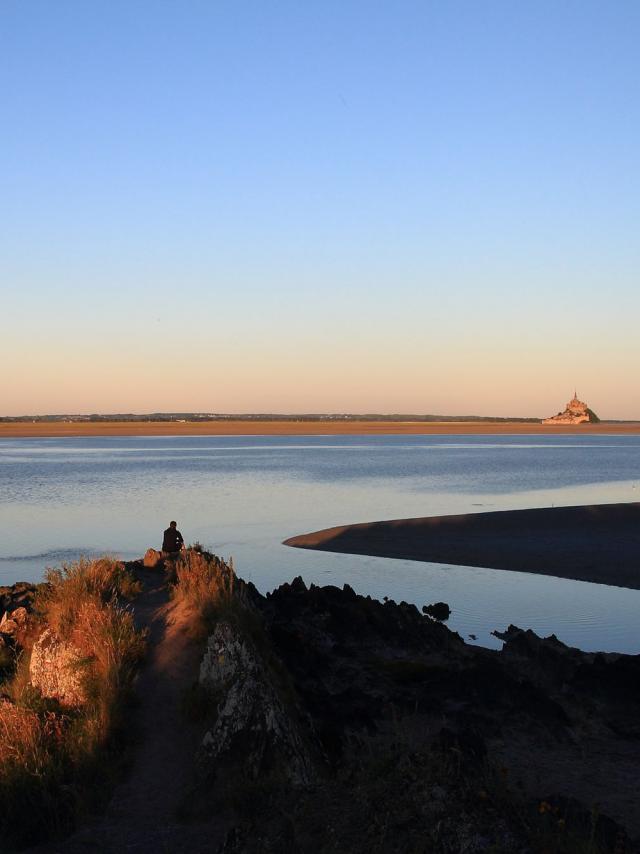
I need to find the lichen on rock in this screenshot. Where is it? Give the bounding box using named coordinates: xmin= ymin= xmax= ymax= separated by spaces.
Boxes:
xmin=199 ymin=621 xmax=315 ymax=786
xmin=29 ymin=628 xmax=88 ymax=707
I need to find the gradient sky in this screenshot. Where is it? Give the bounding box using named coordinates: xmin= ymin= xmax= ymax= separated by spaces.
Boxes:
xmin=2 ymin=1 xmax=639 ymax=418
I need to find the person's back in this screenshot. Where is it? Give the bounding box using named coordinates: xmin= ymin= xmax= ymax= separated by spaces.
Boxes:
xmin=162 ymin=521 xmax=184 ymax=554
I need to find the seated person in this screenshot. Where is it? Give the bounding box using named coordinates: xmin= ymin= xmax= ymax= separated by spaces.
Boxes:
xmin=162 ymin=520 xmax=184 ymax=556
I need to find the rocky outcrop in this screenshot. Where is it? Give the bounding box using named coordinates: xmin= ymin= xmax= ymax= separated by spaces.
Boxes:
xmin=0 ymin=581 xmax=38 ymax=614
xmin=0 ymin=607 xmax=27 ymax=638
xmin=29 ymin=628 xmax=87 ymax=707
xmin=182 ymin=555 xmax=640 ymax=851
xmin=143 ymin=548 xmax=163 ymax=568
xmin=199 ymin=621 xmax=315 ymax=786
xmin=0 ymin=583 xmax=40 ymax=661
xmin=422 ymin=600 xmax=451 ymax=621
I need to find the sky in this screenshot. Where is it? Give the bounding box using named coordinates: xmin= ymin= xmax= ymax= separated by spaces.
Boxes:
xmin=2 ymin=1 xmax=639 ymax=418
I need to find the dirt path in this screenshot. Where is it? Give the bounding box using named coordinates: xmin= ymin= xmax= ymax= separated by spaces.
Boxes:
xmin=47 ymin=568 xmax=224 ymax=853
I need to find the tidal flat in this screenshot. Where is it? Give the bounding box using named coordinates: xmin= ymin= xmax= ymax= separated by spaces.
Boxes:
xmin=2 ymin=419 xmax=640 ymax=437
xmin=285 ymin=502 xmax=640 ymax=590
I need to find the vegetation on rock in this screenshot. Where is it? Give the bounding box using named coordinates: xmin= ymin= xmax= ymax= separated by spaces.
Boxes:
xmin=0 ymin=558 xmax=145 ymax=850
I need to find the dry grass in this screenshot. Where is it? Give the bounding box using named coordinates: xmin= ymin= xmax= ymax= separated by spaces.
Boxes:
xmin=0 ymin=557 xmax=146 ymax=849
xmin=0 ymin=701 xmax=52 ymax=766
xmin=38 ymin=556 xmax=141 ymax=629
xmin=171 ymin=548 xmax=249 ymax=638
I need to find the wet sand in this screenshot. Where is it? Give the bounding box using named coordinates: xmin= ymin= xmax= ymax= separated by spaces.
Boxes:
xmin=284 ymin=503 xmax=640 ymax=590
xmin=1 ymin=420 xmax=640 ymax=438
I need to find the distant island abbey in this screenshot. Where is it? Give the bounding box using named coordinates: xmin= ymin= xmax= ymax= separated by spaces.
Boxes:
xmin=543 ymin=392 xmax=599 ymax=425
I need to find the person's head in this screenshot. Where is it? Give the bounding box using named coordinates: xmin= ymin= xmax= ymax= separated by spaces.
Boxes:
xmin=170 ymin=520 xmax=177 ymax=529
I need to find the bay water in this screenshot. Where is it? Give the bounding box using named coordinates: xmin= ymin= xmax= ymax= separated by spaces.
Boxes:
xmin=1 ymin=434 xmax=638 ymax=652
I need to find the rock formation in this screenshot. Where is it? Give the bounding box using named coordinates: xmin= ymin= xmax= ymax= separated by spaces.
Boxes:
xmin=0 ymin=583 xmax=38 ymax=670
xmin=143 ymin=548 xmax=164 ymax=568
xmin=199 ymin=621 xmax=316 ymax=786
xmin=183 ymin=555 xmax=640 ymax=851
xmin=29 ymin=628 xmax=88 ymax=707
xmin=0 ymin=607 xmax=28 ymax=640
xmin=0 ymin=581 xmax=37 ymax=614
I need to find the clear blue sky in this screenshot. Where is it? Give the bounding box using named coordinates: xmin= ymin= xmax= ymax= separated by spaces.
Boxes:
xmin=2 ymin=1 xmax=639 ymax=417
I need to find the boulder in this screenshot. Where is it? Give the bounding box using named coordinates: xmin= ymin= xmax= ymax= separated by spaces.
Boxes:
xmin=0 ymin=612 xmax=18 ymax=638
xmin=422 ymin=601 xmax=451 ymax=621
xmin=29 ymin=629 xmax=87 ymax=707
xmin=0 ymin=606 xmax=33 ymax=650
xmin=0 ymin=582 xmax=37 ymax=614
xmin=143 ymin=548 xmax=163 ymax=568
xmin=9 ymin=606 xmax=28 ymax=625
xmin=199 ymin=621 xmax=315 ymax=786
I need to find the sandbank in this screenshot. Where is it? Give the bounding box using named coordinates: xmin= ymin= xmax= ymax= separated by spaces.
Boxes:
xmin=1 ymin=420 xmax=640 ymax=438
xmin=284 ymin=502 xmax=640 ymax=590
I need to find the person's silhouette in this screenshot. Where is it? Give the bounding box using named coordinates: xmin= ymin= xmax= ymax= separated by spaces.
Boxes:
xmin=162 ymin=521 xmax=184 ymax=556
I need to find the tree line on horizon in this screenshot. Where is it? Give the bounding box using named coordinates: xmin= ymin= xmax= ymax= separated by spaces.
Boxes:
xmin=0 ymin=412 xmax=545 ymax=423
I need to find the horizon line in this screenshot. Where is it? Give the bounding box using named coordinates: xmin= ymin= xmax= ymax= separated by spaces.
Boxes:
xmin=1 ymin=411 xmax=636 ymax=423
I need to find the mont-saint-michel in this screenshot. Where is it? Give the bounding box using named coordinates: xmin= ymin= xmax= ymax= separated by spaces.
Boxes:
xmin=542 ymin=391 xmax=600 ymax=425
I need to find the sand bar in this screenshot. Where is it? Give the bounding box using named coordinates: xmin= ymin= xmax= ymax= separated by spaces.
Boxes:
xmin=1 ymin=420 xmax=640 ymax=438
xmin=284 ymin=502 xmax=640 ymax=590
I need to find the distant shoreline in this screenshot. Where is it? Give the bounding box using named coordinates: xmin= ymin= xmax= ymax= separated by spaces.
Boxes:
xmin=2 ymin=420 xmax=640 ymax=438
xmin=284 ymin=502 xmax=640 ymax=590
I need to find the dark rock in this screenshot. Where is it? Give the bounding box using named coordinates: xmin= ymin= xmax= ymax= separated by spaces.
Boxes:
xmin=183 ymin=558 xmax=640 ymax=848
xmin=538 ymin=794 xmax=633 ymax=853
xmin=0 ymin=587 xmax=39 ymax=652
xmin=0 ymin=581 xmax=38 ymax=615
xmin=198 ymin=621 xmax=316 ymax=786
xmin=433 ymin=725 xmax=487 ymax=766
xmin=422 ymin=601 xmax=451 ymax=621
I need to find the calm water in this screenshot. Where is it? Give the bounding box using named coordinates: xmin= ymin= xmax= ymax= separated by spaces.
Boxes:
xmin=1 ymin=434 xmax=639 ymax=652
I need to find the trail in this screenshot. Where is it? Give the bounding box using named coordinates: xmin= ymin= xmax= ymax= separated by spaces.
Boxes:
xmin=48 ymin=567 xmax=223 ymax=853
